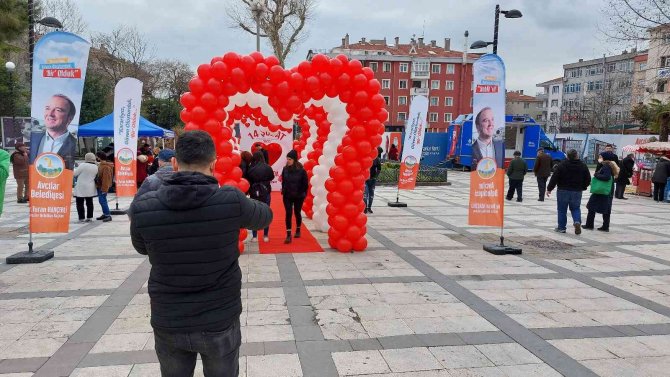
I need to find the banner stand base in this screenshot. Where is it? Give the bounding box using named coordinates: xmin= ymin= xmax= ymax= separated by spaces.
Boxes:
xmin=6 ymin=250 xmax=54 ymax=264
xmin=483 ymin=244 xmax=522 ymax=255
xmin=110 ymin=209 xmax=127 ymax=215
xmin=388 ymin=201 xmax=408 ymax=208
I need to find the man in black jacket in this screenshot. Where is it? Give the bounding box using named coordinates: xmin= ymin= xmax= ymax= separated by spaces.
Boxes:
xmin=533 ymin=148 xmax=553 ymax=201
xmin=129 ymin=131 xmax=272 ymax=377
xmin=364 ymin=147 xmax=383 ymax=214
xmin=547 ymin=149 xmax=591 ymax=234
xmin=615 ymin=153 xmax=635 ymax=200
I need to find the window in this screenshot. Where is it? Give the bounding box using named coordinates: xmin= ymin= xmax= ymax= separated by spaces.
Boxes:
xmin=550 ymin=112 xmax=557 ymax=121
xmin=658 ymin=80 xmax=667 ymax=93
xmin=429 ymin=113 xmax=438 ymax=122
xmin=587 ymin=81 xmax=594 ymax=91
xmin=639 ymin=62 xmax=647 ymax=70
xmin=615 ymin=111 xmax=622 ymax=120
xmin=413 ymin=61 xmax=429 ymax=73
xmin=368 ymin=62 xmax=378 ymax=72
xmin=431 ymin=64 xmax=441 ymax=73
xmin=594 ymin=80 xmax=603 ymax=90
xmin=399 ymin=63 xmax=409 ymax=72
xmin=444 ymin=97 xmax=453 ymax=106
xmin=445 ymin=80 xmax=454 ymax=90
xmin=551 ymin=99 xmax=558 ymax=107
xmin=431 ymin=80 xmax=440 ymax=89
xmin=446 ymin=64 xmax=455 ymax=74
xmin=552 ymin=85 xmax=560 ymax=94
xmin=444 ymin=113 xmax=452 ymax=122
xmin=569 ymin=68 xmax=582 ymax=78
xmin=383 ymin=96 xmax=390 ymax=105
xmin=523 ymin=103 xmax=530 ymax=109
xmin=399 ymin=79 xmax=408 ymax=89
xmin=383 ymin=62 xmax=391 ymax=72
xmin=382 ymin=79 xmax=390 ymax=89
xmin=429 ymin=97 xmax=439 ymax=106
xmin=397 ymin=112 xmax=407 ymax=121
xmin=398 ymin=96 xmax=407 ymax=105
xmin=412 ymin=80 xmax=422 ymax=88
xmin=607 ymin=63 xmax=615 ymax=72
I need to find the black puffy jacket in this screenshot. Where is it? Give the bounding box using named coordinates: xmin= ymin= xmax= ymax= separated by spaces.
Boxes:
xmin=281 ymin=166 xmax=309 ymax=199
xmin=246 ymin=162 xmax=274 ymax=200
xmin=129 ymin=171 xmax=272 ymax=333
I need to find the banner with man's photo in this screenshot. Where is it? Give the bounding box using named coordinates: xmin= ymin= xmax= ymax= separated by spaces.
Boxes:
xmin=28 ymin=31 xmax=91 ymax=233
xmin=468 ymin=54 xmax=506 ymax=227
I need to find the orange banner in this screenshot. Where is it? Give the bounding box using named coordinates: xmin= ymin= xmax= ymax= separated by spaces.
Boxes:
xmin=114 ymin=147 xmax=137 ymax=196
xmin=468 ymin=158 xmax=504 ymax=227
xmin=398 ymin=160 xmax=420 ymax=190
xmin=29 ymin=153 xmax=73 ymax=233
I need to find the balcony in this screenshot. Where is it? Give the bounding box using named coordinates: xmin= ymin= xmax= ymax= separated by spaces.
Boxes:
xmin=410 ymin=87 xmax=429 ymax=96
xmin=411 ymin=70 xmax=429 ymax=79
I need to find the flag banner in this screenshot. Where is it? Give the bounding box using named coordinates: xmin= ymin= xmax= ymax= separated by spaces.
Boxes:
xmin=398 ymin=95 xmax=428 ymax=190
xmin=28 ymin=31 xmax=90 ymax=233
xmin=113 ymin=78 xmax=144 ymax=197
xmin=468 ymin=54 xmax=506 ymax=227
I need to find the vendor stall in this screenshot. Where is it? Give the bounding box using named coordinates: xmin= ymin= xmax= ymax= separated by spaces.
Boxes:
xmin=635 ymin=142 xmax=670 ymax=200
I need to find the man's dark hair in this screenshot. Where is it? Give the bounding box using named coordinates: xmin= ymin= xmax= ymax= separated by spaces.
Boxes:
xmin=606 ymin=144 xmax=613 ymax=148
xmin=513 ymin=150 xmax=521 ymax=156
xmin=252 ymin=151 xmax=266 ymax=164
xmin=175 ymin=130 xmax=216 ymax=167
xmin=627 ymin=153 xmax=634 ymax=157
xmin=567 ymin=149 xmax=579 ymax=160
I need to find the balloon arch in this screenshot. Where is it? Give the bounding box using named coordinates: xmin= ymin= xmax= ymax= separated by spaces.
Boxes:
xmin=179 ymin=52 xmax=387 ymax=253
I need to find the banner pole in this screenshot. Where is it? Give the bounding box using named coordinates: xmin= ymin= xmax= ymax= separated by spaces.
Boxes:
xmin=388 ymin=168 xmax=407 ymax=207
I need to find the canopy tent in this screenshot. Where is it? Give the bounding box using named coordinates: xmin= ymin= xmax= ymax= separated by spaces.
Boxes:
xmin=77 ymin=114 xmax=175 ymax=138
xmin=622 ymin=145 xmax=640 ymax=152
xmin=637 ymin=141 xmax=670 ymax=155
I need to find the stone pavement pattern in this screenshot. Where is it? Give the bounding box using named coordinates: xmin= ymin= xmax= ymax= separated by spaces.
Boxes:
xmin=0 ymin=170 xmax=669 ymax=376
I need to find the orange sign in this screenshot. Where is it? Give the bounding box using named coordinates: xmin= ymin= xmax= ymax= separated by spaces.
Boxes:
xmin=29 ymin=153 xmax=73 ymax=233
xmin=114 ymin=147 xmax=137 ymax=196
xmin=468 ymin=158 xmax=504 ymax=227
xmin=398 ymin=156 xmax=420 ymax=190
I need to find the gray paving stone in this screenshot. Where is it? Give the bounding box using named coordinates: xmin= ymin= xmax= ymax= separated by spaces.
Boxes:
xmin=634 ymin=323 xmax=670 ymax=335
xmin=263 ymin=340 xmax=297 ymax=355
xmin=77 ymin=350 xmax=157 ymax=367
xmin=287 ymin=305 xmax=315 ymax=326
xmin=296 ymin=340 xmax=352 ymax=353
xmin=378 ymin=334 xmax=424 ymax=349
xmin=416 ymin=333 xmax=465 ymax=347
xmin=33 ymin=342 xmax=95 ymax=377
xmin=533 ymin=326 xmax=626 ymax=340
xmin=292 ymin=325 xmax=324 ymax=341
xmin=240 ymin=342 xmax=264 ymax=357
xmin=0 ymin=357 xmax=48 ymax=373
xmin=458 ymin=331 xmax=513 ymax=345
xmin=348 ymin=338 xmax=383 ymax=351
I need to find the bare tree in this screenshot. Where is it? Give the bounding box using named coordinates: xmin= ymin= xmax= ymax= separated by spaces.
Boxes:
xmin=227 ymin=0 xmax=314 ymax=66
xmin=601 ymin=0 xmax=670 ymax=44
xmin=147 ymin=59 xmax=193 ymax=99
xmin=35 ymin=0 xmax=88 ymax=35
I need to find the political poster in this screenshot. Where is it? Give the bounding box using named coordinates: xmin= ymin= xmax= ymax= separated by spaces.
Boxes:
xmin=468 ymin=54 xmax=506 ymax=227
xmin=238 ymin=122 xmax=293 ymax=191
xmin=113 ymin=78 xmax=143 ymax=197
xmin=28 ymin=31 xmax=90 ymax=233
xmin=398 ymin=95 xmax=428 ymax=190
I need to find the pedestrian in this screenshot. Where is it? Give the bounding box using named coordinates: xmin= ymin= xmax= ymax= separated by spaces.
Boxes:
xmin=10 ymin=142 xmax=29 ymax=203
xmin=533 ymin=147 xmax=553 ymax=201
xmin=73 ymin=153 xmax=99 ymax=223
xmin=652 ymin=155 xmax=670 ymax=202
xmin=281 ymin=149 xmax=309 ymax=244
xmin=253 ymin=143 xmax=269 ymax=165
xmin=239 ymin=150 xmax=253 ymax=180
xmin=597 ymin=144 xmax=619 ymax=170
xmin=95 ymin=152 xmax=114 ymax=222
xmin=247 ymin=151 xmax=274 ymax=242
xmin=364 ymin=147 xmax=383 ymax=214
xmin=388 ymin=144 xmax=399 ymax=161
xmin=148 ymin=146 xmax=162 ymax=175
xmin=137 ymin=149 xmax=175 ymax=197
xmin=136 ymin=152 xmax=149 ymax=188
xmin=615 ymin=153 xmax=635 ymax=200
xmin=506 ymin=150 xmax=527 ymax=202
xmin=547 ymin=149 xmax=591 ymax=234
xmin=129 ymin=130 xmax=272 ymax=377
xmin=0 ymin=148 xmax=9 ymax=217
xmin=584 ymin=153 xmax=620 ymax=232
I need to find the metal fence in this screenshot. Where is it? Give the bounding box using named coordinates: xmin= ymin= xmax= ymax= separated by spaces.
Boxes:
xmin=377 ymin=163 xmax=449 ymax=185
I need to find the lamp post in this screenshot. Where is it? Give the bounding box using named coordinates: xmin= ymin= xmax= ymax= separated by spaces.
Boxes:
xmin=4 ymin=62 xmax=16 ymax=149
xmin=470 ymin=4 xmax=522 ymax=54
xmin=250 ymin=0 xmax=266 ymax=52
xmin=28 ymin=0 xmax=63 ymax=83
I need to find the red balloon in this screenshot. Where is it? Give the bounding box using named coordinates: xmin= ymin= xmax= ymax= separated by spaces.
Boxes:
xmin=180 ymin=109 xmax=192 ymax=123
xmin=345 ymin=226 xmax=362 ymax=242
xmin=255 ymin=63 xmax=269 ymax=80
xmin=184 ymin=122 xmax=200 ymax=131
xmin=269 ymin=65 xmax=285 ymax=84
xmin=336 ymin=239 xmax=353 ymax=252
xmin=354 ymin=213 xmax=367 ymax=227
xmin=220 ymin=140 xmax=234 ymax=155
xmin=342 ymin=203 xmax=358 ymax=219
xmin=223 ymin=52 xmax=241 ymax=67
xmin=370 ymin=93 xmax=385 ymax=109
xmin=352 ymin=74 xmax=368 ymax=90
xmin=230 ymin=167 xmax=243 ymax=181
xmin=265 ymin=55 xmax=280 ymax=67
xmin=353 ymin=90 xmax=368 ymax=106
xmin=180 ymin=92 xmax=197 ymax=109
xmin=240 ymin=55 xmax=256 ymax=74
xmin=353 ymin=237 xmax=367 ymax=251
xmin=367 ymin=79 xmax=382 ymax=95
xmin=324 ymin=178 xmax=337 ymax=192
xmin=223 ymin=179 xmax=237 ymax=187
xmin=189 ymin=78 xmax=206 ymax=95
xmin=200 ymin=93 xmax=218 ymax=111
xmin=275 ymin=82 xmax=290 ymax=98
xmin=221 ymin=126 xmax=233 ymax=140
xmin=231 ymin=152 xmax=241 ymax=166
xmin=231 ymin=68 xmax=246 ymax=86
xmin=328 ymin=192 xmax=347 ymax=206
xmin=238 ymin=178 xmax=250 ymax=193
xmin=191 ymin=106 xmax=207 ymax=123
xmin=197 ymin=64 xmax=212 ymax=79
xmin=249 ymin=51 xmax=264 ymax=63
xmin=211 ymin=61 xmax=229 ymax=80
xmin=207 ymin=79 xmax=223 ymax=96
xmin=338 ymin=180 xmax=354 ymax=194
xmin=312 ymin=54 xmax=329 ymax=71
xmin=330 ymin=215 xmax=349 ymax=231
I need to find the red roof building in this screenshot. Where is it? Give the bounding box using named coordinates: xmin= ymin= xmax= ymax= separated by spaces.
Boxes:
xmin=308 ymin=35 xmax=480 ymax=132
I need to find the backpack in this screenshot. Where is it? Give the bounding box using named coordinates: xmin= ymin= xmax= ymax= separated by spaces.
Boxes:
xmin=250 ymin=181 xmax=269 ymax=200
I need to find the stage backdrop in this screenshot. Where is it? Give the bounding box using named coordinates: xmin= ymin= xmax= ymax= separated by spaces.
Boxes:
xmin=238 ymin=122 xmax=293 ymax=191
xmin=28 ymin=31 xmax=90 ymax=233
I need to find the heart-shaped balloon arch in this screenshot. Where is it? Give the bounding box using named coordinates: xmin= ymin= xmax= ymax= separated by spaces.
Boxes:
xmin=179 ymin=52 xmax=387 ymax=253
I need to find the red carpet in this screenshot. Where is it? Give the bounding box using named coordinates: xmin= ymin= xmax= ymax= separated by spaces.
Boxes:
xmin=258 ymin=192 xmax=324 ymax=254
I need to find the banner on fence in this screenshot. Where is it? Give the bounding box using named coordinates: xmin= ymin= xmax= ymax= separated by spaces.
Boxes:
xmin=468 ymin=54 xmax=505 ymax=227
xmin=28 ymin=31 xmax=90 ymax=233
xmin=398 ymin=95 xmax=429 ymax=190
xmin=113 ymin=78 xmax=143 ymax=197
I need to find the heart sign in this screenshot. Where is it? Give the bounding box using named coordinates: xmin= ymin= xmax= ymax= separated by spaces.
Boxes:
xmin=255 ymin=142 xmax=282 ymax=166
xmin=179 ymin=52 xmax=387 ymax=253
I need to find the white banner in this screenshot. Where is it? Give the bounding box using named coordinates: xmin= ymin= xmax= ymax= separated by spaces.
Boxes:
xmin=398 ymin=95 xmax=429 ymax=190
xmin=238 ymin=122 xmax=293 ymax=191
xmin=113 ymin=78 xmax=143 ymax=197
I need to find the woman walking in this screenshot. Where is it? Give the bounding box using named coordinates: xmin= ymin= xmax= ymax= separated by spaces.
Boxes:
xmin=247 ymin=151 xmax=274 ymax=242
xmin=96 ymin=152 xmax=114 ymax=222
xmin=74 ymin=153 xmax=99 ymax=223
xmin=281 ymin=150 xmax=309 ymax=244
xmin=10 ymin=142 xmax=29 ymax=203
xmin=583 ymin=153 xmax=620 ymax=232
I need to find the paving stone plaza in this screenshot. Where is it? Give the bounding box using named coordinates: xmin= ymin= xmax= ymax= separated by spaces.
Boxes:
xmin=1 ymin=170 xmax=670 ymax=376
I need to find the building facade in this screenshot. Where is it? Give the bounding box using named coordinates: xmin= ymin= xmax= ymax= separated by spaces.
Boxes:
xmin=561 ymin=51 xmax=636 ymax=132
xmin=505 ymin=90 xmax=544 ymax=123
xmin=633 ymin=53 xmax=648 ymax=107
xmin=644 ymin=24 xmax=670 ymax=104
xmin=536 ymin=77 xmax=563 ymax=132
xmin=307 ymin=35 xmax=478 ymax=132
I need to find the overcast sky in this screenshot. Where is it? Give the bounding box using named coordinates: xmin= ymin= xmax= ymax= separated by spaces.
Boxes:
xmin=72 ymin=0 xmax=626 ymax=96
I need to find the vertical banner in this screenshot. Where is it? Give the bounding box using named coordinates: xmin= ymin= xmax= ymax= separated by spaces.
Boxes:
xmin=468 ymin=54 xmax=506 ymax=227
xmin=28 ymin=31 xmax=90 ymax=233
xmin=238 ymin=121 xmax=293 ymax=191
xmin=113 ymin=78 xmax=143 ymax=197
xmin=398 ymin=95 xmax=429 ymax=190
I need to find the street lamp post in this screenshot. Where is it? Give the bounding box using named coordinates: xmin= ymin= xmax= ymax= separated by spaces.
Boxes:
xmin=251 ymin=0 xmax=266 ymax=52
xmin=4 ymin=62 xmax=16 ymax=149
xmin=470 ymin=4 xmax=522 ymax=54
xmin=28 ymin=0 xmax=63 ymax=82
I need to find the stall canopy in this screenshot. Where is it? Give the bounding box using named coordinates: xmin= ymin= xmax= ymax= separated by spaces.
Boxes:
xmin=637 ymin=141 xmax=670 ymax=154
xmin=77 ymin=114 xmax=175 ymax=138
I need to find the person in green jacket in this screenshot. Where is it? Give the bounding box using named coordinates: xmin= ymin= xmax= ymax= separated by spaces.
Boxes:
xmin=0 ymin=148 xmax=10 ymax=217
xmin=506 ymin=150 xmax=528 ymax=202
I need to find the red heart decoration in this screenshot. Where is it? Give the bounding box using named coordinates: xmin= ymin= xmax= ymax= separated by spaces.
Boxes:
xmin=255 ymin=142 xmax=283 ymax=166
xmin=179 ymin=52 xmax=388 ymax=253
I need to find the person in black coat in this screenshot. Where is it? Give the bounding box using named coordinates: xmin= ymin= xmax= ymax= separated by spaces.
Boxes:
xmin=364 ymin=147 xmax=383 ymax=214
xmin=615 ymin=153 xmax=635 ymax=200
xmin=128 ymin=131 xmax=272 ymax=376
xmin=584 ymin=154 xmax=620 ymax=232
xmin=247 ymin=151 xmax=275 ymax=242
xmin=652 ymin=156 xmax=670 ymax=202
xmin=281 ymin=149 xmax=309 ymax=244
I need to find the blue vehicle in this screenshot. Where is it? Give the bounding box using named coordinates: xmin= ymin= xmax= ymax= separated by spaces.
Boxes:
xmin=446 ymin=114 xmax=566 ymax=170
